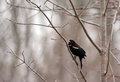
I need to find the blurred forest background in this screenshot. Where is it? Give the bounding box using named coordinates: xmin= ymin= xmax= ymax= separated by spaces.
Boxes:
xmin=0 ymin=0 xmax=120 ymax=82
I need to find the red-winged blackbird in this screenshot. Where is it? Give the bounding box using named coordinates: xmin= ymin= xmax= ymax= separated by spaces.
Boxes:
xmin=68 ymin=40 xmax=86 ymax=68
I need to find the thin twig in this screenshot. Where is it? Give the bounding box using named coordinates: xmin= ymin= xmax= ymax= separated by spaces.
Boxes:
xmin=104 ymin=19 xmax=113 ymax=76
xmin=80 ymin=70 xmax=87 ymax=82
xmin=26 ymin=12 xmax=40 ymax=20
xmin=7 ymin=18 xmax=51 ymax=27
xmin=7 ymin=18 xmax=67 ymax=28
xmin=104 ymin=25 xmax=113 ymax=76
xmin=47 ymin=0 xmax=73 ymax=16
xmin=50 ymin=4 xmax=54 ymax=23
xmin=69 ymin=0 xmax=101 ymax=53
xmin=15 ymin=62 xmax=24 ymax=68
xmin=110 ymin=51 xmax=120 ymax=64
xmin=22 ymin=51 xmax=25 ymax=62
xmin=79 ymin=0 xmax=90 ymax=16
xmin=63 ymin=65 xmax=79 ymax=82
xmin=6 ymin=0 xmax=38 ymax=11
xmin=104 ymin=38 xmax=111 ymax=76
xmin=104 ymin=27 xmax=113 ymax=76
xmin=109 ymin=63 xmax=115 ymax=82
xmin=80 ymin=18 xmax=100 ymax=28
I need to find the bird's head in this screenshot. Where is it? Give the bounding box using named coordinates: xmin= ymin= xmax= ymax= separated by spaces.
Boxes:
xmin=68 ymin=40 xmax=76 ymax=46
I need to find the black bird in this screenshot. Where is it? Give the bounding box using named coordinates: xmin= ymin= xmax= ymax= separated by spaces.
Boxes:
xmin=68 ymin=40 xmax=86 ymax=68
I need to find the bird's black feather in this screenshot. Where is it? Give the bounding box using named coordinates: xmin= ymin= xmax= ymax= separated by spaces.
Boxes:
xmin=68 ymin=40 xmax=86 ymax=68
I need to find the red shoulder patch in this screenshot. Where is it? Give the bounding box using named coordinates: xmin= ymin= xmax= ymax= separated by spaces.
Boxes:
xmin=72 ymin=46 xmax=79 ymax=49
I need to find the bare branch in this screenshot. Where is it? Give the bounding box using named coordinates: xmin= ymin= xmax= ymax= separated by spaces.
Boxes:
xmin=25 ymin=0 xmax=89 ymax=81
xmin=7 ymin=46 xmax=47 ymax=82
xmin=110 ymin=51 xmax=120 ymax=64
xmin=15 ymin=62 xmax=24 ymax=68
xmin=22 ymin=51 xmax=25 ymax=62
xmin=63 ymin=65 xmax=79 ymax=82
xmin=7 ymin=18 xmax=67 ymax=28
xmin=104 ymin=38 xmax=111 ymax=76
xmin=105 ymin=2 xmax=120 ymax=75
xmin=103 ymin=0 xmax=110 ymax=15
xmin=6 ymin=0 xmax=38 ymax=11
xmin=109 ymin=63 xmax=116 ymax=82
xmin=26 ymin=0 xmax=78 ymax=67
xmin=79 ymin=0 xmax=90 ymax=16
xmin=47 ymin=0 xmax=73 ymax=16
xmin=69 ymin=0 xmax=101 ymax=53
xmin=80 ymin=18 xmax=100 ymax=28
xmin=104 ymin=25 xmax=113 ymax=76
xmin=80 ymin=70 xmax=87 ymax=82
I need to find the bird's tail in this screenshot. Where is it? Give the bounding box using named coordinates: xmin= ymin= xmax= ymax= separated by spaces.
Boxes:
xmin=79 ymin=57 xmax=83 ymax=69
